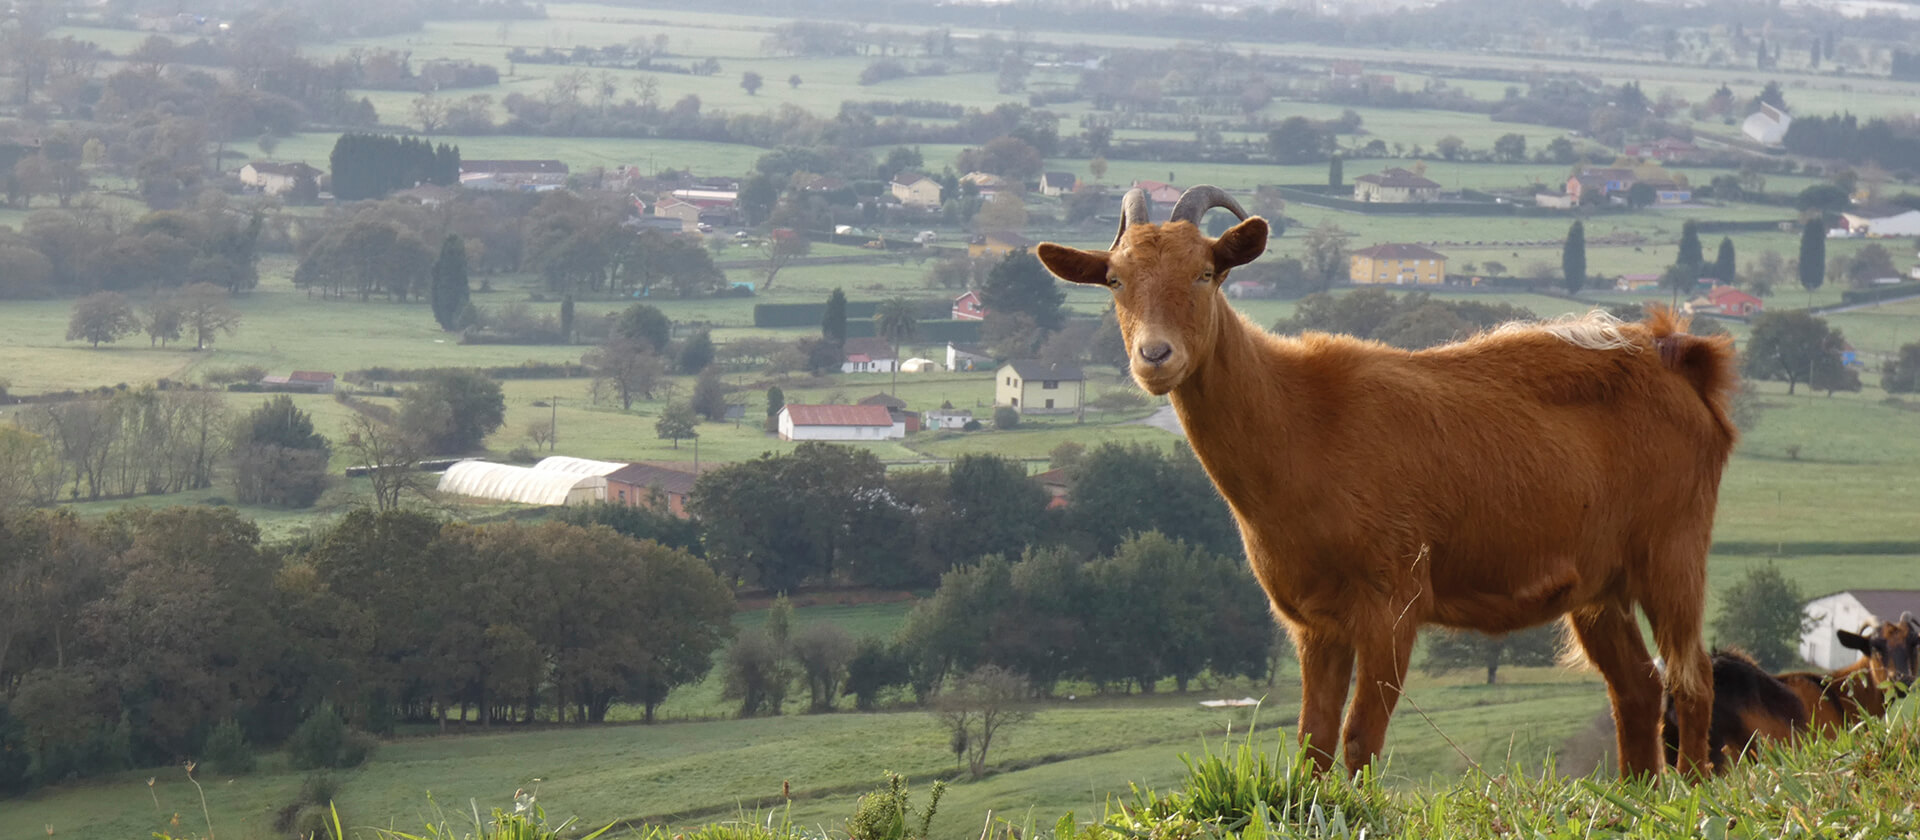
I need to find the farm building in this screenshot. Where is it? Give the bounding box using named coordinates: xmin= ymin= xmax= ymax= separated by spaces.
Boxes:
xmin=460 ymin=160 xmax=569 ymax=191
xmin=1836 ymin=206 xmax=1920 ymax=238
xmin=1800 ymin=589 xmax=1920 ymax=669
xmin=1743 ymin=104 xmax=1791 ymax=146
xmin=436 ymin=460 xmax=606 ymax=506
xmin=256 ymin=371 xmax=336 ymax=393
xmin=952 ymin=290 xmax=987 ymax=321
xmin=996 ymin=361 xmax=1084 ymax=415
xmin=1040 ymin=172 xmax=1078 ymax=196
xmin=777 ymin=404 xmax=904 ymax=441
xmin=239 ymin=161 xmax=323 ymax=195
xmin=1352 ymin=168 xmax=1441 ymax=203
xmin=890 ymin=171 xmax=943 ymax=208
xmin=947 ymin=342 xmax=993 ymax=371
xmin=925 ymin=408 xmax=973 ymax=430
xmin=604 ymin=463 xmax=702 ymax=517
xmin=841 ymin=337 xmax=898 ymax=374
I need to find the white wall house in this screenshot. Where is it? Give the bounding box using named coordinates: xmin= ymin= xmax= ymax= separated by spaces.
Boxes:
xmin=1800 ymin=589 xmax=1920 ymax=669
xmin=995 ymin=361 xmax=1084 ymax=414
xmin=841 ymin=337 xmax=898 ymax=374
xmin=778 ymin=404 xmax=905 ymax=441
xmin=239 ymin=161 xmax=322 ymax=195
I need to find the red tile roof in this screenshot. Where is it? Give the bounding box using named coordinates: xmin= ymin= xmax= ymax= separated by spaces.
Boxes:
xmin=1355 ymin=168 xmax=1441 ymax=189
xmin=784 ymin=404 xmax=895 ymax=427
xmin=289 ymin=371 xmax=335 ymax=382
xmin=604 ymin=463 xmax=699 ymax=495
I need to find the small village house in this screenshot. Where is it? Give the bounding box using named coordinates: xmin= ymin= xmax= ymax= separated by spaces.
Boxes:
xmin=1687 ymin=285 xmax=1764 ymax=317
xmin=778 ymin=404 xmax=905 ymax=441
xmin=891 ymin=171 xmax=943 ymax=209
xmin=653 ymin=196 xmax=701 ymax=232
xmin=1349 ymin=243 xmax=1449 ymax=285
xmin=960 ymin=172 xmax=1008 ymax=197
xmin=1039 ymin=172 xmax=1078 ymax=196
xmin=256 ymin=370 xmax=336 ymax=393
xmin=947 ymin=342 xmax=993 ymax=371
xmin=239 ymin=162 xmax=322 ymax=196
xmin=1800 ymin=589 xmax=1920 ymax=669
xmin=995 ymin=361 xmax=1084 ymax=415
xmin=1352 ymin=168 xmax=1441 ymax=203
xmin=603 ymin=462 xmax=702 ymax=518
xmin=1130 ymin=180 xmax=1183 ymax=206
xmin=925 ymin=407 xmax=973 ymax=430
xmin=841 ymin=336 xmax=898 ymax=374
xmin=952 ymin=290 xmax=987 ymax=321
xmin=858 ymin=392 xmax=920 ymax=433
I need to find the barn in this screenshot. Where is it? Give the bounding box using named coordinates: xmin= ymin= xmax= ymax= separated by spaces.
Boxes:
xmin=777 ymin=404 xmax=904 ymax=441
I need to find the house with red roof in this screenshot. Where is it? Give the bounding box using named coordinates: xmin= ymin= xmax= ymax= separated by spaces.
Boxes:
xmin=952 ymin=290 xmax=987 ymax=321
xmin=777 ymin=404 xmax=905 ymax=441
xmin=603 ymin=462 xmax=704 ymax=517
xmin=1688 ymin=285 xmax=1764 ymax=317
xmin=841 ymin=336 xmax=898 ymax=374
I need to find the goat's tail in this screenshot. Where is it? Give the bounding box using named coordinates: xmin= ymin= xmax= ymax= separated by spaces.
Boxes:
xmin=1644 ymin=306 xmax=1740 ymax=443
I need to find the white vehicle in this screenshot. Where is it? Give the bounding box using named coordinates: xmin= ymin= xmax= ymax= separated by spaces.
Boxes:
xmin=914 ymin=230 xmax=939 ymax=244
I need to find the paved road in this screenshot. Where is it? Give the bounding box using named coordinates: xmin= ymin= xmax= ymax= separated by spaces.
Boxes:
xmin=1130 ymin=404 xmax=1185 ymax=435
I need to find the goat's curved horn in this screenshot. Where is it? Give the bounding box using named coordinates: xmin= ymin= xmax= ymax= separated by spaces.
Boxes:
xmin=1169 ymin=185 xmax=1249 ymax=228
xmin=1111 ymin=188 xmax=1150 ymax=250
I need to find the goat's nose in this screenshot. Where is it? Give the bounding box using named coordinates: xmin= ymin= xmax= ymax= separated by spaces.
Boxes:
xmin=1138 ymin=341 xmax=1173 ymax=365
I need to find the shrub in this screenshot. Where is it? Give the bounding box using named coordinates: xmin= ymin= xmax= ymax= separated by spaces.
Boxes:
xmin=300 ymin=771 xmax=341 ymax=806
xmin=201 ymin=364 xmax=267 ymax=385
xmin=992 ymin=406 xmax=1020 ymax=430
xmin=201 ymin=718 xmax=255 ymax=775
xmin=287 ymin=704 xmax=376 ymax=770
xmin=848 ymin=773 xmax=946 ymax=840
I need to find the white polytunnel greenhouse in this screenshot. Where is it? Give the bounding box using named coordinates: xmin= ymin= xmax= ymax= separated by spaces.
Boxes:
xmin=436 ymin=460 xmax=607 ymax=506
xmin=532 ymin=456 xmax=626 ymax=476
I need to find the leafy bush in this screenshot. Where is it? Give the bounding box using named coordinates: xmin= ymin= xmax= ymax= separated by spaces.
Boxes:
xmin=847 ymin=773 xmax=945 ymax=840
xmin=992 ymin=406 xmax=1020 ymax=430
xmin=200 ymin=364 xmax=268 ymax=385
xmin=201 ymin=718 xmax=255 ymax=775
xmin=287 ymin=703 xmax=376 ymax=770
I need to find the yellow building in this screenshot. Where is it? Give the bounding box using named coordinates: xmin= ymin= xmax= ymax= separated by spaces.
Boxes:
xmin=1349 ymin=243 xmax=1449 ymax=285
xmin=890 ymin=171 xmax=944 ymax=209
xmin=995 ymin=361 xmax=1083 ymax=415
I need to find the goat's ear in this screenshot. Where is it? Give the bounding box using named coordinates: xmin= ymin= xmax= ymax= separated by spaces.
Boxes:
xmin=1837 ymin=630 xmax=1872 ymax=653
xmin=1211 ymin=217 xmax=1269 ymax=272
xmin=1036 ymin=242 xmax=1111 ymax=286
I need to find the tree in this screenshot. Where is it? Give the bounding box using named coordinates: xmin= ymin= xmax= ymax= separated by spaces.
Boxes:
xmin=1712 ymin=563 xmax=1811 ymax=671
xmin=740 ymin=71 xmax=763 ymax=95
xmin=431 ymin=236 xmax=471 ymax=331
xmin=1626 ymin=182 xmax=1657 ymax=208
xmin=1420 ymin=625 xmax=1559 ymax=684
xmin=843 ymin=638 xmax=912 ymax=711
xmin=66 ymin=292 xmax=138 ymax=348
xmin=678 ymin=329 xmax=716 ymax=375
xmin=1795 ymin=184 xmax=1849 ymax=214
xmin=586 ymin=338 xmax=667 ymax=410
xmin=933 ymin=665 xmax=1032 ymax=779
xmin=400 ymin=370 xmax=505 ymax=453
xmin=973 ymin=192 xmax=1028 ymax=234
xmin=766 ymin=386 xmax=786 ymax=420
xmin=875 ymin=297 xmax=919 ymax=395
xmin=1884 ymin=342 xmax=1920 ymax=394
xmin=656 ymin=401 xmax=698 ymax=448
xmin=992 ymin=406 xmax=1020 ymax=430
xmin=691 ymin=366 xmax=728 ymax=421
xmin=1676 ymin=220 xmax=1704 ymax=276
xmin=1088 ymin=156 xmax=1108 ymax=182
xmin=1799 ymin=219 xmax=1826 ymax=299
xmin=978 ymin=251 xmax=1065 ymax=332
xmin=760 ymin=230 xmax=812 ymax=289
xmin=559 ymin=294 xmax=575 ymax=342
xmin=1302 ymin=222 xmax=1351 ymax=293
xmin=340 ymin=413 xmax=428 ymax=513
xmin=1561 ymin=221 xmax=1587 ymax=296
xmin=692 ymin=443 xmax=887 ymax=592
xmin=1327 ymin=155 xmax=1343 ymax=188
xmin=1743 ymin=310 xmax=1847 ymax=395
xmin=615 ymin=304 xmax=673 ymax=353
xmin=232 ymin=396 xmax=331 ymax=507
xmin=1493 ymin=133 xmax=1527 ymax=162
xmin=822 ymin=287 xmax=849 ymax=346
xmin=792 ymin=622 xmax=856 ymax=712
xmin=1846 ymin=243 xmax=1897 ymax=288
xmin=176 ymin=282 xmax=241 ymax=350
xmin=722 ymin=627 xmax=791 ymax=717
xmin=1710 ymin=237 xmax=1736 ymax=285
xmin=1434 ymin=135 xmax=1465 ymax=160
xmin=1267 ymin=117 xmax=1329 ymax=163
xmin=141 ymin=292 xmax=184 ymax=348
xmin=788 ymin=74 xmax=801 ymax=89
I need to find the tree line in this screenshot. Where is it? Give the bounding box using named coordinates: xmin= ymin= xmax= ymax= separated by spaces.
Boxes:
xmin=0 ymin=507 xmax=734 ymax=793
xmin=0 ymin=203 xmax=262 ymax=300
xmin=328 ymin=133 xmax=460 ymax=201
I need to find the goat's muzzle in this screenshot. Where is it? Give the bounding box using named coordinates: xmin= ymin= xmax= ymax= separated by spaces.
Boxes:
xmin=1138 ymin=341 xmax=1173 ymax=366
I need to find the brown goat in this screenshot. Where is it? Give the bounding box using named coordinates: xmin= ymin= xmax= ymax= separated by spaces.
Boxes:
xmin=1661 ymin=619 xmax=1918 ymax=773
xmin=1037 ymin=186 xmax=1739 ymax=778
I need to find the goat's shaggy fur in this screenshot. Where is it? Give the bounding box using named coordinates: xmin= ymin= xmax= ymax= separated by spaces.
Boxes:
xmin=1039 ymin=200 xmax=1738 ymax=778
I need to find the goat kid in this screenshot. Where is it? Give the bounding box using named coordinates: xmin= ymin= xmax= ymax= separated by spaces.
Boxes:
xmin=1038 ymin=186 xmax=1738 ymax=779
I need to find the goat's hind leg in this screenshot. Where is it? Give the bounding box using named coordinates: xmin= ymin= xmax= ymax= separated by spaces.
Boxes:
xmin=1567 ymin=604 xmax=1666 ymax=777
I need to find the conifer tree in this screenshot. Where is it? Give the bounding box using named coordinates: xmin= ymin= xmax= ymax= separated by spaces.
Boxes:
xmin=430 ymin=235 xmax=470 ymax=331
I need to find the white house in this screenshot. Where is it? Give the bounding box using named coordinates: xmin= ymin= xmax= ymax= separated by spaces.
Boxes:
xmin=947 ymin=342 xmax=993 ymax=371
xmin=995 ymin=361 xmax=1084 ymax=414
xmin=777 ymin=404 xmax=905 ymax=441
xmin=1742 ymin=104 xmax=1792 ymax=147
xmin=239 ymin=161 xmax=322 ymax=195
xmin=925 ymin=408 xmax=973 ymax=430
xmin=1799 ymin=589 xmax=1920 ymax=669
xmin=841 ymin=337 xmax=897 ymax=374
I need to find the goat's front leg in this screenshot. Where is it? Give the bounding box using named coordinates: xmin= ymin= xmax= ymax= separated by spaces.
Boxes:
xmin=1295 ymin=631 xmax=1355 ymax=773
xmin=1341 ymin=620 xmax=1416 ymax=776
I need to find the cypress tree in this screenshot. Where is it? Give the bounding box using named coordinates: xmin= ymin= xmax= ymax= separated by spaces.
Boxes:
xmin=560 ymin=294 xmax=575 ymax=343
xmin=1712 ymin=237 xmax=1737 ymax=285
xmin=1562 ymin=220 xmax=1586 ymax=296
xmin=1677 ymin=220 xmax=1703 ymax=275
xmin=1799 ymin=217 xmax=1826 ymax=299
xmin=430 ymin=235 xmax=470 ymax=331
xmin=822 ymin=288 xmax=848 ymax=346
xmin=1328 ymin=155 xmax=1343 ymax=188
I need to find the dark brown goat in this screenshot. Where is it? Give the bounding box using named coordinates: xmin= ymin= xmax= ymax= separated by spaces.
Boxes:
xmin=1037 ymin=186 xmax=1738 ymax=778
xmin=1663 ymin=618 xmax=1918 ymax=772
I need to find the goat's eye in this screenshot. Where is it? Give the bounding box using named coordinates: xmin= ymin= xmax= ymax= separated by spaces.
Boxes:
xmin=1106 ymin=275 xmax=1121 ymax=288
